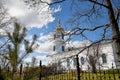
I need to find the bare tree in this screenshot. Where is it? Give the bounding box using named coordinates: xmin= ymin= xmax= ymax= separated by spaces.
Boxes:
xmin=42 ymin=61 xmax=64 ymax=76
xmin=0 ymin=0 xmax=11 ymax=49
xmin=86 ymin=43 xmax=102 ymax=73
xmin=0 ymin=0 xmax=13 ymax=70
xmin=31 ymin=57 xmax=37 ymax=67
xmin=23 ymin=0 xmax=120 ymax=61
xmin=0 ymin=0 xmax=12 ymax=29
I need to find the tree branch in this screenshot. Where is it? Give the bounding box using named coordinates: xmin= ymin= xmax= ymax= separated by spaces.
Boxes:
xmin=67 ymin=24 xmax=110 ymax=37
xmin=39 ymin=0 xmax=66 ymax=5
xmin=0 ymin=39 xmax=10 ymax=49
xmin=87 ymin=0 xmax=108 ymax=8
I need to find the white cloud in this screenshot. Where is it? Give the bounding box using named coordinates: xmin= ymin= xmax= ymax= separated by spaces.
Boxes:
xmin=24 ymin=57 xmax=32 ymax=63
xmin=4 ymin=0 xmax=61 ymax=28
xmin=35 ymin=41 xmax=53 ymax=54
xmin=0 ymin=29 xmax=6 ymax=36
xmin=38 ymin=32 xmax=53 ymax=41
xmin=34 ymin=33 xmax=53 ymax=53
xmin=35 ymin=40 xmax=53 ymax=54
xmin=20 ymin=44 xmax=25 ymax=51
xmin=40 ymin=33 xmax=44 ymax=36
xmin=25 ymin=35 xmax=33 ymax=40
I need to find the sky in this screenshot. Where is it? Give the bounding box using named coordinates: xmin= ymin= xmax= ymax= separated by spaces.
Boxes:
xmin=3 ymin=0 xmax=75 ymax=65
xmin=1 ymin=0 xmax=116 ymax=66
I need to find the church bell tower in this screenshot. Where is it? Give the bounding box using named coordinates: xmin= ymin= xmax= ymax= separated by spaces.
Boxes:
xmin=52 ymin=20 xmax=65 ymax=53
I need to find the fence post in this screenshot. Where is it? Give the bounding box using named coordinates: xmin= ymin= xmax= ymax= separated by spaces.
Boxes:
xmin=7 ymin=66 xmax=9 ymax=72
xmin=0 ymin=66 xmax=1 ymax=73
xmin=39 ymin=60 xmax=42 ymax=80
xmin=76 ymin=55 xmax=80 ymax=80
xmin=19 ymin=64 xmax=23 ymax=78
xmin=112 ymin=63 xmax=116 ymax=80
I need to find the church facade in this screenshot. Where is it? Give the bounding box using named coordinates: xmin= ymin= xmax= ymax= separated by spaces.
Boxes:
xmin=47 ymin=21 xmax=120 ymax=71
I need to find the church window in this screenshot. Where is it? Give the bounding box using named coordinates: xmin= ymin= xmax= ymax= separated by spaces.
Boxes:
xmin=56 ymin=32 xmax=61 ymax=38
xmin=57 ymin=34 xmax=61 ymax=38
xmin=102 ymin=54 xmax=107 ymax=63
xmin=53 ymin=46 xmax=55 ymax=51
xmin=62 ymin=33 xmax=64 ymax=39
xmin=62 ymin=46 xmax=65 ymax=52
xmin=54 ymin=34 xmax=56 ymax=39
xmin=81 ymin=57 xmax=85 ymax=65
xmin=66 ymin=58 xmax=70 ymax=67
xmin=73 ymin=58 xmax=77 ymax=66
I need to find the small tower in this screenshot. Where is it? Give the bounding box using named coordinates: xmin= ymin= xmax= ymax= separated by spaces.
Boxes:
xmin=52 ymin=20 xmax=65 ymax=53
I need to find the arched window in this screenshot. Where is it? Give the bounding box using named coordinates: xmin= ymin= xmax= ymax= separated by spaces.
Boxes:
xmin=61 ymin=46 xmax=65 ymax=52
xmin=102 ymin=54 xmax=107 ymax=63
xmin=66 ymin=58 xmax=70 ymax=67
xmin=54 ymin=34 xmax=56 ymax=39
xmin=62 ymin=33 xmax=64 ymax=39
xmin=56 ymin=32 xmax=61 ymax=38
xmin=81 ymin=57 xmax=85 ymax=65
xmin=53 ymin=46 xmax=55 ymax=51
xmin=73 ymin=58 xmax=77 ymax=66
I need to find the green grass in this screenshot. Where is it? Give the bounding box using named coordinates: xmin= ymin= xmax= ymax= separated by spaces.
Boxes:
xmin=41 ymin=70 xmax=120 ymax=80
xmin=2 ymin=69 xmax=119 ymax=80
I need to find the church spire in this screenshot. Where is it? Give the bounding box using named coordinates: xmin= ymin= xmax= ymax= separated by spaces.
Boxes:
xmin=57 ymin=18 xmax=61 ymax=28
xmin=52 ymin=18 xmax=65 ymax=53
xmin=55 ymin=19 xmax=64 ymax=31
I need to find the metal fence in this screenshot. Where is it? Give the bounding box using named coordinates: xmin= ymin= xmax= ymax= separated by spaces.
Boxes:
xmin=39 ymin=55 xmax=120 ymax=80
xmin=1 ymin=56 xmax=120 ymax=80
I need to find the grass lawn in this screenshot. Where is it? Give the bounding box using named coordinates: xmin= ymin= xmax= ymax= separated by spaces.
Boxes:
xmin=41 ymin=70 xmax=120 ymax=80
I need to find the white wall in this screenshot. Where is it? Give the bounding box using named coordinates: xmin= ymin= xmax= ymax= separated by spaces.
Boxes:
xmin=47 ymin=43 xmax=120 ymax=70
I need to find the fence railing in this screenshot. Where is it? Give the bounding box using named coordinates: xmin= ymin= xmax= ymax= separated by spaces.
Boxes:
xmin=1 ymin=58 xmax=120 ymax=80
xmin=38 ymin=54 xmax=120 ymax=80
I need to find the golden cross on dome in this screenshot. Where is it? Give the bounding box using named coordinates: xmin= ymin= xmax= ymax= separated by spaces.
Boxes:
xmin=57 ymin=18 xmax=61 ymax=28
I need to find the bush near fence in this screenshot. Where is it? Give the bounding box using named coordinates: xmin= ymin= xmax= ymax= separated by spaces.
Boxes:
xmin=0 ymin=60 xmax=120 ymax=80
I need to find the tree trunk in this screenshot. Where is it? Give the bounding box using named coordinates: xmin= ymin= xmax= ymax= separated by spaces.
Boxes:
xmin=105 ymin=0 xmax=120 ymax=61
xmin=92 ymin=65 xmax=97 ymax=73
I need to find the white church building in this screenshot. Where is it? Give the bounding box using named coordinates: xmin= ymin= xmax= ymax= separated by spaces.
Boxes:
xmin=46 ymin=21 xmax=120 ymax=71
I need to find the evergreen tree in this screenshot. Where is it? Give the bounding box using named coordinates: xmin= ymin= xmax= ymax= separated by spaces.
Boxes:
xmin=4 ymin=22 xmax=38 ymax=79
